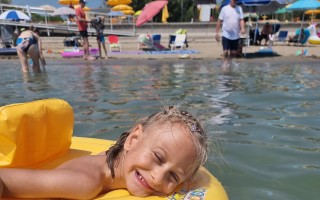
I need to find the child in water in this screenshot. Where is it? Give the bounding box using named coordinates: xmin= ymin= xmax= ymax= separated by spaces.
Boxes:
xmin=91 ymin=15 xmax=108 ymax=59
xmin=0 ymin=106 xmax=208 ymax=199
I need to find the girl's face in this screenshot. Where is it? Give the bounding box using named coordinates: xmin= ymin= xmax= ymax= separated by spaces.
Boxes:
xmin=121 ymin=123 xmax=197 ymax=197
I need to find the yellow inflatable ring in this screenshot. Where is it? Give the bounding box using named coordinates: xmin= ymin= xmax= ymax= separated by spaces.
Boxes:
xmin=0 ymin=99 xmax=229 ymax=200
xmin=308 ymin=36 xmax=320 ymax=44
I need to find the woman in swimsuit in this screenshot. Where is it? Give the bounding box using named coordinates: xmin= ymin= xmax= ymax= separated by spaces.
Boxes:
xmin=16 ymin=28 xmax=46 ymax=73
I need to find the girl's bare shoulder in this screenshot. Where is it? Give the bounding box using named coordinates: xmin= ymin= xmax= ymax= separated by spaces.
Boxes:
xmin=57 ymin=154 xmax=107 ymax=171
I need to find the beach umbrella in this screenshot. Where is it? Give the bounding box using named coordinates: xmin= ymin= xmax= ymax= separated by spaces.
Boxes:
xmin=0 ymin=10 xmax=31 ymax=21
xmin=59 ymin=0 xmax=79 ymax=5
xmin=287 ymin=0 xmax=320 ymax=11
xmin=136 ymin=0 xmax=168 ymax=27
xmin=74 ymin=5 xmax=91 ymax=11
xmin=112 ymin=5 xmax=133 ymax=11
xmin=51 ymin=7 xmax=76 ymax=16
xmin=39 ymin=5 xmax=56 ymax=11
xmin=107 ymin=0 xmax=132 ymax=6
xmin=162 ymin=4 xmax=169 ymax=23
xmin=221 ymin=0 xmax=287 ymax=14
xmin=305 ymin=10 xmax=320 ymax=21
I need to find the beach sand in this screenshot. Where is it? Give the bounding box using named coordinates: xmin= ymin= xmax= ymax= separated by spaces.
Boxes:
xmin=3 ymin=34 xmax=320 ymax=62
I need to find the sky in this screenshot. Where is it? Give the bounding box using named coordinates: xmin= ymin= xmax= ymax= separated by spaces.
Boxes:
xmin=11 ymin=0 xmax=105 ymax=9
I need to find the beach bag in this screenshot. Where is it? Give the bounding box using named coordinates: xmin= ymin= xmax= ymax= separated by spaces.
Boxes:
xmin=0 ymin=99 xmax=73 ymax=168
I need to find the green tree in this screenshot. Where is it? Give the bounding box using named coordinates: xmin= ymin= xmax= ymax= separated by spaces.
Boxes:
xmin=0 ymin=0 xmax=12 ymax=4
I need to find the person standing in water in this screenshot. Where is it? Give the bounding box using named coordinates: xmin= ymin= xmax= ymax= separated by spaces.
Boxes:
xmin=91 ymin=15 xmax=108 ymax=59
xmin=215 ymin=0 xmax=245 ymax=71
xmin=16 ymin=26 xmax=46 ymax=73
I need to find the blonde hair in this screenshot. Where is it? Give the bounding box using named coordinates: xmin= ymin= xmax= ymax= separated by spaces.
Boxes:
xmin=106 ymin=106 xmax=208 ymax=178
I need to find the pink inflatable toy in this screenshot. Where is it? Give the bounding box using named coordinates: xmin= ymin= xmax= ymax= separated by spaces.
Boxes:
xmin=61 ymin=48 xmax=99 ymax=58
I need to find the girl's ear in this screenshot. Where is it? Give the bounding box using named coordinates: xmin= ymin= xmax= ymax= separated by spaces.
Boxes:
xmin=124 ymin=124 xmax=143 ymax=151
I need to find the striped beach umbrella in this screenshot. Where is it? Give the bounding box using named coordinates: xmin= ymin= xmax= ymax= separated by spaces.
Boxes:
xmin=0 ymin=10 xmax=31 ymax=21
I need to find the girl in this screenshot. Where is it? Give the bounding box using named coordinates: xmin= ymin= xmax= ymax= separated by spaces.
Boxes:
xmin=91 ymin=16 xmax=108 ymax=59
xmin=0 ymin=106 xmax=208 ymax=199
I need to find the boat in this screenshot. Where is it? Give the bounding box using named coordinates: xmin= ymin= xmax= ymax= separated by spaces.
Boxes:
xmin=0 ymin=48 xmax=17 ymax=55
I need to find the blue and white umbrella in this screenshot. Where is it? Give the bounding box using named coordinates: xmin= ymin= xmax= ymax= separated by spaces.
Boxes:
xmin=0 ymin=10 xmax=31 ymax=21
xmin=221 ymin=0 xmax=287 ymax=14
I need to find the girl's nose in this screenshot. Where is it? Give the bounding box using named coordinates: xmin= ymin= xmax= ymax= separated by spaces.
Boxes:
xmin=151 ymin=168 xmax=166 ymax=186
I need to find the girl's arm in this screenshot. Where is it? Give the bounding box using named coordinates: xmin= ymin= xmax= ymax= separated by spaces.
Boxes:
xmin=0 ymin=168 xmax=102 ymax=199
xmin=0 ymin=156 xmax=105 ymax=199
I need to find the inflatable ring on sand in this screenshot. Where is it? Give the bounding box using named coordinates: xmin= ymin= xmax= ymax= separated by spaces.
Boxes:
xmin=179 ymin=54 xmax=191 ymax=59
xmin=0 ymin=99 xmax=229 ymax=200
xmin=308 ymin=36 xmax=320 ymax=45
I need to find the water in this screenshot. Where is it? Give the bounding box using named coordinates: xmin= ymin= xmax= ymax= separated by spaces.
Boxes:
xmin=1 ymin=58 xmax=319 ymax=200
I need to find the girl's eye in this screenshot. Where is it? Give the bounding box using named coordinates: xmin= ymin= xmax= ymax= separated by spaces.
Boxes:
xmin=154 ymin=152 xmax=163 ymax=163
xmin=170 ymin=172 xmax=179 ymax=184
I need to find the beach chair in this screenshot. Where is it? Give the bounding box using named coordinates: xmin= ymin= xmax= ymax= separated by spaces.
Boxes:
xmin=292 ymin=29 xmax=310 ymax=46
xmin=0 ymin=25 xmax=14 ymax=48
xmin=108 ymin=35 xmax=121 ymax=52
xmin=275 ymin=31 xmax=288 ymax=45
xmin=152 ymin=34 xmax=161 ymax=45
xmin=138 ymin=34 xmax=153 ymax=50
xmin=170 ymin=34 xmax=187 ymax=50
xmin=151 ymin=34 xmax=165 ymax=50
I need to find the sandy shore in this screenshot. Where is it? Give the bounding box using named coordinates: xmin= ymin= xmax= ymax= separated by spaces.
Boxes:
xmin=3 ymin=33 xmax=320 ymax=62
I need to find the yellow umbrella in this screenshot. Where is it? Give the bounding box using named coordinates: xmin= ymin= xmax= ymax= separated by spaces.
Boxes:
xmin=59 ymin=0 xmax=79 ymax=5
xmin=162 ymin=5 xmax=169 ymax=23
xmin=107 ymin=0 xmax=132 ymax=7
xmin=112 ymin=5 xmax=133 ymax=11
xmin=122 ymin=10 xmax=135 ymax=15
xmin=74 ymin=4 xmax=90 ymax=11
xmin=305 ymin=10 xmax=320 ymax=15
xmin=305 ymin=10 xmax=320 ymax=21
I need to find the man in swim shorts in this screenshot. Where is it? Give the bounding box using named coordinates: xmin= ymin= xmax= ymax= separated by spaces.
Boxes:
xmin=215 ymin=0 xmax=245 ymax=71
xmin=16 ymin=27 xmax=46 ymax=73
xmin=75 ymin=0 xmax=96 ymax=60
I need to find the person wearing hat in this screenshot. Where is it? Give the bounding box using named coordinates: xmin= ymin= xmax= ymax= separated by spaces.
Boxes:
xmin=75 ymin=0 xmax=96 ymax=60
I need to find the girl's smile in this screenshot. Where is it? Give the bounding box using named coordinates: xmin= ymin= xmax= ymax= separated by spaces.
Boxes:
xmin=120 ymin=123 xmax=197 ymax=196
xmin=135 ymin=170 xmax=157 ymax=192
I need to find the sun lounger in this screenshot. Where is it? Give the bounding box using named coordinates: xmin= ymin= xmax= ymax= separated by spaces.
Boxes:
xmin=275 ymin=31 xmax=288 ymax=45
xmin=138 ymin=34 xmax=166 ymax=51
xmin=170 ymin=34 xmax=187 ymax=50
xmin=108 ymin=35 xmax=121 ymax=52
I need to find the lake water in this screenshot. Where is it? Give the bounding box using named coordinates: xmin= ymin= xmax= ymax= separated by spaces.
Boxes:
xmin=1 ymin=58 xmax=319 ymax=200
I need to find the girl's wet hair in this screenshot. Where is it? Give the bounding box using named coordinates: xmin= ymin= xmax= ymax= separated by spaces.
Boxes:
xmin=106 ymin=106 xmax=208 ymax=178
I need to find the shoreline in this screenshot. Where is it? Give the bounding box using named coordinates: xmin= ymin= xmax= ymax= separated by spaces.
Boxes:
xmin=2 ymin=34 xmax=320 ymax=61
